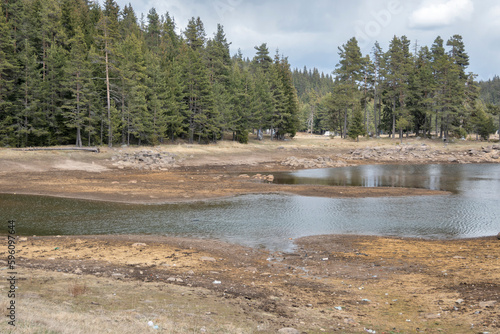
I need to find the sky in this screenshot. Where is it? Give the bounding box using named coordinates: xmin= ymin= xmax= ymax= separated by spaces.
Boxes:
xmin=113 ymin=0 xmax=500 ymax=81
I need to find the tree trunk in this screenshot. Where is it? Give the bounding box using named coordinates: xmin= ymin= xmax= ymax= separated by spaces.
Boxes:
xmin=76 ymin=79 xmax=82 ymax=147
xmin=343 ymin=107 xmax=348 ymax=139
xmin=435 ymin=112 xmax=439 ymax=138
xmin=392 ymin=98 xmax=396 ymax=139
xmin=373 ymin=87 xmax=378 ymax=137
xmin=105 ymin=38 xmax=112 ymax=147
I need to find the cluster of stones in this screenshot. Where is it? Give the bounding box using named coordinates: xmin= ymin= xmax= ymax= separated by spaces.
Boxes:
xmin=349 ymin=144 xmax=500 ymax=163
xmin=112 ymin=150 xmax=179 ymax=170
xmin=349 ymin=144 xmax=432 ymax=161
xmin=281 ymin=156 xmax=349 ymax=169
xmin=238 ymin=173 xmax=275 ymax=182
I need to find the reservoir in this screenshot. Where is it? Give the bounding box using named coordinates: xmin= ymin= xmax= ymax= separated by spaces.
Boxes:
xmin=1 ymin=164 xmax=499 ymax=251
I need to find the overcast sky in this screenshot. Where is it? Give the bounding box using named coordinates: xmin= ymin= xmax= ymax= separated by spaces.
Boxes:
xmin=113 ymin=0 xmax=499 ymax=81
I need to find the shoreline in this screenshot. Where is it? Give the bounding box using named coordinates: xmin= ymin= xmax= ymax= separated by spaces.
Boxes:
xmin=1 ymin=135 xmax=497 ymax=204
xmin=1 ymin=137 xmax=499 ymax=333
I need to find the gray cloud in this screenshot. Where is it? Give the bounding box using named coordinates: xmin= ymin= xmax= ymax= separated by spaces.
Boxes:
xmin=116 ymin=0 xmax=499 ymax=79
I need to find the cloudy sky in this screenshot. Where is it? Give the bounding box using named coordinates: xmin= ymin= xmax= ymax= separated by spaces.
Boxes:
xmin=114 ymin=0 xmax=499 ymax=81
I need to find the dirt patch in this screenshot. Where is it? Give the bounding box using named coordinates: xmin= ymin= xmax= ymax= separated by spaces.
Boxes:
xmin=53 ymin=159 xmax=110 ymax=172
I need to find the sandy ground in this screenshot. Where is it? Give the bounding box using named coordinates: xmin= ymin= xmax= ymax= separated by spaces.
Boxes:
xmin=0 ymin=134 xmax=499 ymax=333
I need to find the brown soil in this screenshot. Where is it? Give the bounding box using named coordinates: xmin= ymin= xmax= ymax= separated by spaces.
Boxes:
xmin=0 ymin=135 xmax=499 ymax=333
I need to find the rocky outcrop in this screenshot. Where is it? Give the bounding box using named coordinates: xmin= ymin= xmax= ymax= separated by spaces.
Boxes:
xmin=112 ymin=150 xmax=180 ymax=170
xmin=281 ymin=156 xmax=349 ymax=169
xmin=280 ymin=144 xmax=500 ymax=169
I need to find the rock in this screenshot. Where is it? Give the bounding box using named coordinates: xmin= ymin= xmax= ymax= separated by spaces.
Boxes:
xmin=167 ymin=277 xmax=183 ymax=283
xmin=482 ymin=146 xmax=493 ymax=153
xmin=200 ymin=256 xmax=216 ymax=262
xmin=238 ymin=174 xmax=250 ymax=178
xmin=448 ymin=157 xmax=458 ymax=163
xmin=479 ymin=300 xmax=497 ymax=308
xmin=277 ymin=328 xmax=300 ymax=334
xmin=497 ymin=232 xmax=500 ymax=240
xmin=425 ymin=313 xmax=441 ymax=319
xmin=266 ymin=175 xmax=274 ymax=182
xmin=455 ymin=299 xmax=464 ymax=304
xmin=74 ymin=268 xmax=82 ymax=274
xmin=131 ymin=242 xmax=147 ymax=248
xmin=492 ymin=155 xmax=499 ymax=160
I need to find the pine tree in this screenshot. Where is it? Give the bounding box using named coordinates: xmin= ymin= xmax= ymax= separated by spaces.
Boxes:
xmin=408 ymin=45 xmax=434 ymax=136
xmin=184 ymin=17 xmax=206 ymax=51
xmin=251 ymin=67 xmax=273 ymax=136
xmin=62 ymin=27 xmax=92 ymax=147
xmin=371 ymin=41 xmax=384 ymax=136
xmin=146 ymin=8 xmax=161 ymax=51
xmin=120 ymin=33 xmax=149 ymax=145
xmin=252 ymin=43 xmax=273 ymax=72
xmin=94 ymin=9 xmax=120 ymax=146
xmin=335 ymin=37 xmax=366 ymax=138
xmin=348 ymin=107 xmax=366 ymax=141
xmin=383 ymin=36 xmax=413 ymax=139
xmin=0 ymin=4 xmax=18 ymax=146
xmin=179 ymin=36 xmax=214 ymax=143
xmin=18 ymin=39 xmax=44 ymax=146
xmin=164 ymin=59 xmax=187 ymax=141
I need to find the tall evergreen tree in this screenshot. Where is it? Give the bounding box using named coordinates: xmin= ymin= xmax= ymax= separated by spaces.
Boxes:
xmin=334 ymin=37 xmax=366 ymax=138
xmin=62 ymin=26 xmax=92 ymax=147
xmin=252 ymin=43 xmax=273 ymax=72
xmin=383 ymin=35 xmax=412 ymax=139
xmin=120 ymin=32 xmax=149 ymax=145
xmin=94 ymin=9 xmax=120 ymax=146
xmin=0 ymin=4 xmax=18 ymax=146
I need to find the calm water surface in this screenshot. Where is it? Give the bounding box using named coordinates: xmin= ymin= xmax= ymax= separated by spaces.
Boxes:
xmin=1 ymin=164 xmax=499 ymax=251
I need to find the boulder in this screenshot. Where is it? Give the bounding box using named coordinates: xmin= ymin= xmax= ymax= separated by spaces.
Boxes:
xmin=479 ymin=300 xmax=497 ymax=308
xmin=277 ymin=328 xmax=300 ymax=334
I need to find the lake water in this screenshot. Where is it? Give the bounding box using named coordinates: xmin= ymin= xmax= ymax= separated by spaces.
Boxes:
xmin=1 ymin=164 xmax=499 ymax=251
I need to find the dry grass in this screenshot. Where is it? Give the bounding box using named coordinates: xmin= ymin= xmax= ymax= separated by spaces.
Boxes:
xmin=0 ymin=269 xmax=261 ymax=334
xmin=68 ymin=282 xmax=87 ymax=297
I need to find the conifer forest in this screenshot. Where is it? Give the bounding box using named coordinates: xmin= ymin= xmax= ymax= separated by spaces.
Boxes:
xmin=0 ymin=0 xmax=498 ymax=148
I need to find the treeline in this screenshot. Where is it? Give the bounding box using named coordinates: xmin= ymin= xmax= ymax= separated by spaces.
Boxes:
xmin=479 ymin=76 xmax=500 ymax=105
xmin=294 ymin=36 xmax=499 ymax=141
xmin=0 ymin=0 xmax=299 ymax=147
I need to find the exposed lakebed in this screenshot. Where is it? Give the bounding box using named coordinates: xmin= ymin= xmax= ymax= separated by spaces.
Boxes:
xmin=2 ymin=164 xmax=499 ymax=251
